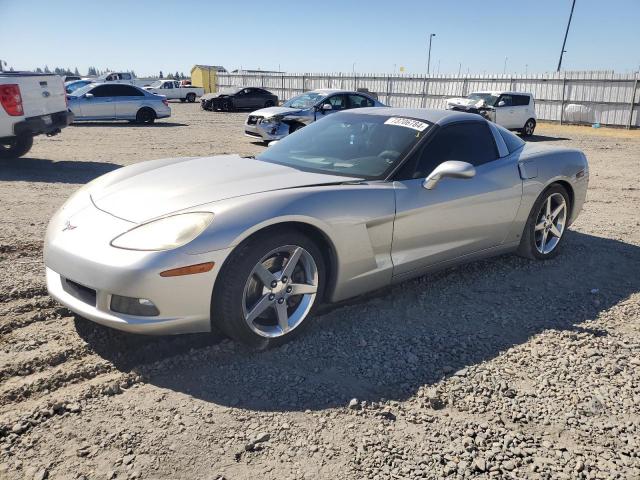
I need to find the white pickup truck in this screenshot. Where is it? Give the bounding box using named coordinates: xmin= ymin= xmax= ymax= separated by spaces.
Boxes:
xmin=143 ymin=80 xmax=204 ymax=103
xmin=1 ymin=72 xmax=73 ymax=158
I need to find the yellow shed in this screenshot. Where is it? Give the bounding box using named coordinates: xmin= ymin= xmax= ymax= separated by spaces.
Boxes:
xmin=190 ymin=65 xmax=227 ymax=94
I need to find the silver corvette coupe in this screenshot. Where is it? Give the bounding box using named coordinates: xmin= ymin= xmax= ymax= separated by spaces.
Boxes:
xmin=45 ymin=108 xmax=588 ymax=348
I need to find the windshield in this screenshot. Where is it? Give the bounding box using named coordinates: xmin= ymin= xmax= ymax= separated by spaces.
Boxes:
xmin=149 ymin=80 xmax=162 ymax=88
xmin=468 ymin=92 xmax=500 ymax=106
xmin=65 ymin=80 xmax=90 ymax=94
xmin=68 ymin=83 xmax=95 ymax=97
xmin=256 ymin=112 xmax=431 ymax=179
xmin=283 ymin=92 xmax=325 ymax=109
xmin=220 ymin=87 xmax=242 ymax=95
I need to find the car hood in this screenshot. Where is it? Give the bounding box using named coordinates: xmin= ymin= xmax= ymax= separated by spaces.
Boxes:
xmin=90 ymin=155 xmax=359 ymax=223
xmin=250 ymin=106 xmax=303 ymax=118
xmin=446 ymin=97 xmax=485 ymax=108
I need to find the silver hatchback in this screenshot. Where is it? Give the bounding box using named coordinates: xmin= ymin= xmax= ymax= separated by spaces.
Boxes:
xmin=67 ymin=83 xmax=171 ymax=123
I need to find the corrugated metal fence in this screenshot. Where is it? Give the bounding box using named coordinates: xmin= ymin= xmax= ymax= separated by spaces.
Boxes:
xmin=217 ymin=71 xmax=640 ymax=128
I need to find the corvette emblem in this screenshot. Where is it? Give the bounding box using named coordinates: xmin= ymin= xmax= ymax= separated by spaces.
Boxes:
xmin=62 ymin=220 xmax=77 ymax=232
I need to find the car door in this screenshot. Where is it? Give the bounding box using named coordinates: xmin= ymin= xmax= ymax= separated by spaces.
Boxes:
xmin=232 ymin=88 xmax=251 ymax=109
xmin=391 ymin=121 xmax=522 ymax=277
xmin=114 ymin=85 xmax=144 ymax=119
xmin=80 ymin=85 xmax=117 ymax=119
xmin=513 ymin=94 xmax=532 ymax=128
xmin=494 ymin=94 xmax=518 ymax=128
xmin=162 ymin=81 xmax=176 ymax=99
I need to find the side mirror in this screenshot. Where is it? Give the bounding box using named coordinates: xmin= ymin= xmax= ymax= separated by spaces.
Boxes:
xmin=267 ymin=140 xmax=279 ymax=147
xmin=423 ymin=161 xmax=476 ymax=190
xmin=85 ymin=93 xmax=94 ymax=99
xmin=497 ymin=100 xmax=506 ymax=107
xmin=321 ymin=103 xmax=332 ymax=112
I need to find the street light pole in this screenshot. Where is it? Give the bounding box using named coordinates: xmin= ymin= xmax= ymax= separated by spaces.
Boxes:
xmin=427 ymin=33 xmax=436 ymax=75
xmin=557 ymin=0 xmax=576 ymax=72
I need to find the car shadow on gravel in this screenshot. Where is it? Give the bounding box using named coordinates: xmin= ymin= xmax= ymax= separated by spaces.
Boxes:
xmin=76 ymin=231 xmax=640 ymax=412
xmin=0 ymin=158 xmax=121 ymax=184
xmin=525 ymin=134 xmax=570 ymax=142
xmin=70 ymin=121 xmax=188 ymax=127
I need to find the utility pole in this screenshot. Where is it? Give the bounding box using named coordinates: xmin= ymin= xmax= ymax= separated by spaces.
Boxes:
xmin=427 ymin=33 xmax=436 ymax=75
xmin=503 ymin=57 xmax=508 ymax=74
xmin=557 ymin=0 xmax=576 ymax=72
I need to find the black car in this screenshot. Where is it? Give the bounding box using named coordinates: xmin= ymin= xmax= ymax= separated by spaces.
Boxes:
xmin=201 ymin=87 xmax=278 ymax=111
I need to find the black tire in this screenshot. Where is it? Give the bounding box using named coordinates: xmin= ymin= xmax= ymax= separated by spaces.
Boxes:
xmin=135 ymin=108 xmax=156 ymax=124
xmin=264 ymin=100 xmax=275 ymax=108
xmin=186 ymin=93 xmax=196 ymax=103
xmin=517 ymin=184 xmax=570 ymax=260
xmin=180 ymin=98 xmax=186 ymax=103
xmin=212 ymin=229 xmax=326 ymax=350
xmin=223 ymin=99 xmax=234 ymax=112
xmin=521 ymin=118 xmax=536 ymax=137
xmin=0 ymin=135 xmax=33 ymax=159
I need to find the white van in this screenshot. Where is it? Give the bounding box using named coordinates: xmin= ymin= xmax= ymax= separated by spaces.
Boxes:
xmin=446 ymin=91 xmax=537 ymax=136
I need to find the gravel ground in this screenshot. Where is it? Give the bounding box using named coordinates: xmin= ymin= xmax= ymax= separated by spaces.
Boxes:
xmin=1 ymin=103 xmax=639 ymax=480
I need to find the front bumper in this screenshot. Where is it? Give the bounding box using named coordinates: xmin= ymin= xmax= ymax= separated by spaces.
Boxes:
xmin=244 ymin=121 xmax=288 ymax=141
xmin=45 ymin=201 xmax=232 ymax=335
xmin=12 ymin=110 xmax=73 ymax=137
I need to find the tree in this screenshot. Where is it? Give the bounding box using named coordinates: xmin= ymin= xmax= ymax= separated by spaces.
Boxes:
xmin=35 ymin=67 xmax=43 ymax=73
xmin=180 ymin=72 xmax=186 ymax=80
xmin=159 ymin=70 xmax=163 ymax=79
xmin=87 ymin=66 xmax=97 ymax=76
xmin=130 ymin=70 xmax=136 ymax=78
xmin=44 ymin=65 xmax=51 ymax=73
xmin=74 ymin=67 xmax=80 ymax=76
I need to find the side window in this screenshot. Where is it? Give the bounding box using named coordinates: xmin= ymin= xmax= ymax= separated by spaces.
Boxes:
xmin=113 ymin=85 xmax=143 ymax=97
xmin=121 ymin=73 xmax=132 ymax=80
xmin=164 ymin=82 xmax=173 ymax=89
xmin=91 ymin=85 xmax=117 ymax=97
xmin=173 ymin=81 xmax=180 ymax=88
xmin=514 ymin=95 xmax=530 ymax=106
xmin=324 ymin=95 xmax=346 ymax=110
xmin=413 ymin=122 xmax=498 ymax=178
xmin=347 ymin=94 xmax=374 ymax=108
xmin=498 ymin=94 xmax=513 ymax=107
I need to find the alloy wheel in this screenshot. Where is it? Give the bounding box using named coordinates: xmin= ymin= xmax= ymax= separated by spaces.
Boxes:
xmin=525 ymin=120 xmax=535 ymax=136
xmin=242 ymin=245 xmax=318 ymax=338
xmin=534 ymin=192 xmax=567 ymax=254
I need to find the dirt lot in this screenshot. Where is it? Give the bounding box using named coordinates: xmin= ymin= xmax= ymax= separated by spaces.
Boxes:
xmin=1 ymin=103 xmax=639 ymax=480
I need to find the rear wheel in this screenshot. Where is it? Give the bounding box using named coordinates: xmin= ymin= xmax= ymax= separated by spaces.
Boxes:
xmin=222 ymin=99 xmax=233 ymax=112
xmin=186 ymin=93 xmax=196 ymax=103
xmin=135 ymin=107 xmax=156 ymax=124
xmin=521 ymin=118 xmax=536 ymax=137
xmin=517 ymin=184 xmax=570 ymax=260
xmin=213 ymin=230 xmax=325 ymax=349
xmin=0 ymin=135 xmax=33 ymax=159
xmin=180 ymin=98 xmax=186 ymax=103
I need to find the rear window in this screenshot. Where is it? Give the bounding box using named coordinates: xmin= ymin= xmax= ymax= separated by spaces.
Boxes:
xmin=496 ymin=124 xmax=525 ymax=152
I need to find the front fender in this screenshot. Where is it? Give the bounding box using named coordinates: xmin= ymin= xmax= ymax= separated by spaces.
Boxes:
xmin=185 ymin=184 xmax=397 ymax=302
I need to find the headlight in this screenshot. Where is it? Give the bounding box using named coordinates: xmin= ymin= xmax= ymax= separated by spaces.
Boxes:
xmin=111 ymin=212 xmax=214 ymax=251
xmin=260 ymin=116 xmax=280 ymax=125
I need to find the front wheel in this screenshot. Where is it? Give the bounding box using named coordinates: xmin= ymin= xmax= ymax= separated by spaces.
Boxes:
xmin=135 ymin=108 xmax=156 ymax=124
xmin=521 ymin=118 xmax=536 ymax=137
xmin=517 ymin=185 xmax=570 ymax=260
xmin=0 ymin=135 xmax=33 ymax=159
xmin=213 ymin=230 xmax=325 ymax=349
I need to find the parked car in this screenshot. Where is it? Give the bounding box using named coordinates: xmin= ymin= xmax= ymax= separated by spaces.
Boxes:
xmin=67 ymin=83 xmax=170 ymax=124
xmin=44 ymin=108 xmax=588 ymax=348
xmin=64 ymin=75 xmax=82 ymax=83
xmin=201 ymin=87 xmax=278 ymax=111
xmin=244 ymin=89 xmax=384 ymax=142
xmin=144 ymin=79 xmax=204 ymax=103
xmin=65 ymin=79 xmax=92 ymax=94
xmin=446 ymin=91 xmax=537 ymax=136
xmin=1 ymin=71 xmax=73 ymax=158
xmin=95 ymin=72 xmax=136 ymax=85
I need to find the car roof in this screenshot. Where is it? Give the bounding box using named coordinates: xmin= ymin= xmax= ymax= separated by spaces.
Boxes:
xmin=471 ymin=91 xmax=533 ymax=96
xmin=341 ymin=107 xmax=485 ymax=126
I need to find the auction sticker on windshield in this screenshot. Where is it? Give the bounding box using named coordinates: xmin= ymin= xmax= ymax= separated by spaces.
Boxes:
xmin=384 ymin=117 xmax=430 ymax=131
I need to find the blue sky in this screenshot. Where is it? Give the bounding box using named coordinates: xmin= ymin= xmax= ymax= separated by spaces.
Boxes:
xmin=2 ymin=0 xmax=639 ymax=76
